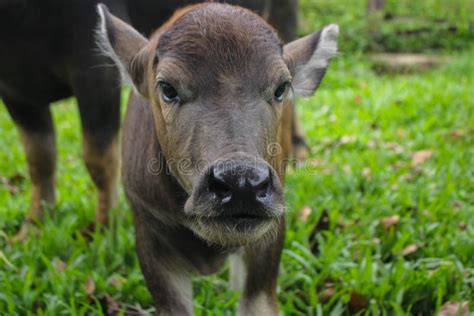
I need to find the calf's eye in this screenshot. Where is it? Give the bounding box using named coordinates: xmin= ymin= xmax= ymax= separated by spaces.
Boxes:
xmin=158 ymin=81 xmax=180 ymax=103
xmin=274 ymin=82 xmax=289 ymax=102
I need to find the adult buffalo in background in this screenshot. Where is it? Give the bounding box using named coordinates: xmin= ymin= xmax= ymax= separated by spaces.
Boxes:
xmin=0 ymin=0 xmax=300 ymax=241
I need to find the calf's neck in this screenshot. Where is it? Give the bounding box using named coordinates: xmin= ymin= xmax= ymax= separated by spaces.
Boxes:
xmin=97 ymin=3 xmax=338 ymax=314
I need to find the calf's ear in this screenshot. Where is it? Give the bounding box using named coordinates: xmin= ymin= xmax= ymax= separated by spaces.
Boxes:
xmin=284 ymin=24 xmax=339 ymax=97
xmin=96 ymin=4 xmax=150 ymax=96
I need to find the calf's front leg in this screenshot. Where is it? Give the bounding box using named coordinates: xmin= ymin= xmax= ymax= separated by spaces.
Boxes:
xmin=235 ymin=224 xmax=285 ymax=315
xmin=134 ymin=211 xmax=194 ymax=315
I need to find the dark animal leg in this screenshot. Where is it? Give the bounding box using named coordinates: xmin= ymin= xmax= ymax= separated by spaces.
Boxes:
xmin=235 ymin=223 xmax=285 ymax=315
xmin=3 ymin=99 xmax=56 ymax=242
xmin=134 ymin=211 xmax=194 ymax=315
xmin=70 ymin=66 xmax=120 ymax=226
xmin=82 ymin=131 xmax=119 ymax=225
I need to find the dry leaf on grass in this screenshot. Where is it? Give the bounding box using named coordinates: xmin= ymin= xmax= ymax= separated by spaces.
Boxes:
xmin=3 ymin=184 xmax=19 ymax=195
xmin=458 ymin=221 xmax=467 ymax=230
xmin=0 ymin=173 xmax=26 ymax=194
xmin=401 ymin=244 xmax=418 ymax=256
xmin=98 ymin=294 xmax=148 ymax=316
xmin=100 ymin=294 xmax=121 ymax=316
xmin=343 ymin=165 xmax=352 ymax=174
xmin=308 ymin=158 xmax=323 ymax=168
xmin=453 ymin=200 xmax=462 ymax=209
xmin=450 ymin=130 xmax=465 ymax=139
xmin=362 ymin=167 xmax=371 ymax=178
xmin=340 ymin=135 xmax=357 ymax=145
xmin=354 ymin=94 xmax=362 ymax=105
xmin=396 ymin=129 xmax=407 ymax=139
xmin=384 ymin=142 xmax=405 ymax=154
xmin=381 ymin=215 xmax=400 ymax=230
xmin=320 ymin=282 xmax=335 ymax=301
xmin=367 ymin=140 xmax=377 ymax=148
xmin=439 ymin=301 xmax=469 ymax=316
xmin=85 ymin=277 xmax=95 ymax=296
xmin=411 ymin=149 xmax=433 ymax=168
xmin=53 ymin=259 xmax=67 ymax=273
xmin=449 ymin=129 xmax=472 ymax=140
xmin=422 ymin=210 xmax=433 ymax=220
xmin=108 ymin=275 xmax=125 ymax=290
xmin=348 ymin=292 xmax=369 ymax=313
xmin=297 ymin=205 xmax=312 ymax=222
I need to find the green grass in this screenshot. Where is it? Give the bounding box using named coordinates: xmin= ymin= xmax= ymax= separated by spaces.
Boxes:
xmin=0 ymin=50 xmax=473 ymax=314
xmin=299 ymin=0 xmax=474 ymax=52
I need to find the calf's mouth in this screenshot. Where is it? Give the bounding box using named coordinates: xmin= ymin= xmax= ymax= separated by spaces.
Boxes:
xmin=183 ymin=158 xmax=284 ymax=246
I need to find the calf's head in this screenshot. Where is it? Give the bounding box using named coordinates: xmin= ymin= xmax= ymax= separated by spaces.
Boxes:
xmin=97 ymin=3 xmax=338 ymax=246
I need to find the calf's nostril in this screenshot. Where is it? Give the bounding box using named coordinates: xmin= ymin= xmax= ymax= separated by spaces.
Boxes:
xmin=208 ymin=168 xmax=232 ymax=202
xmin=255 ymin=172 xmax=272 ymax=200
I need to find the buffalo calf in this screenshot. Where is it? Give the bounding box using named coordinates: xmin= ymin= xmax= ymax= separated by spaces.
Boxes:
xmin=97 ymin=3 xmax=338 ymax=314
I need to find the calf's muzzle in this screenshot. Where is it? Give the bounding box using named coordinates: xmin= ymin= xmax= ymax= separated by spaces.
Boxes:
xmin=184 ymin=158 xmax=284 ymax=246
xmin=209 ymin=160 xmax=273 ymax=207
